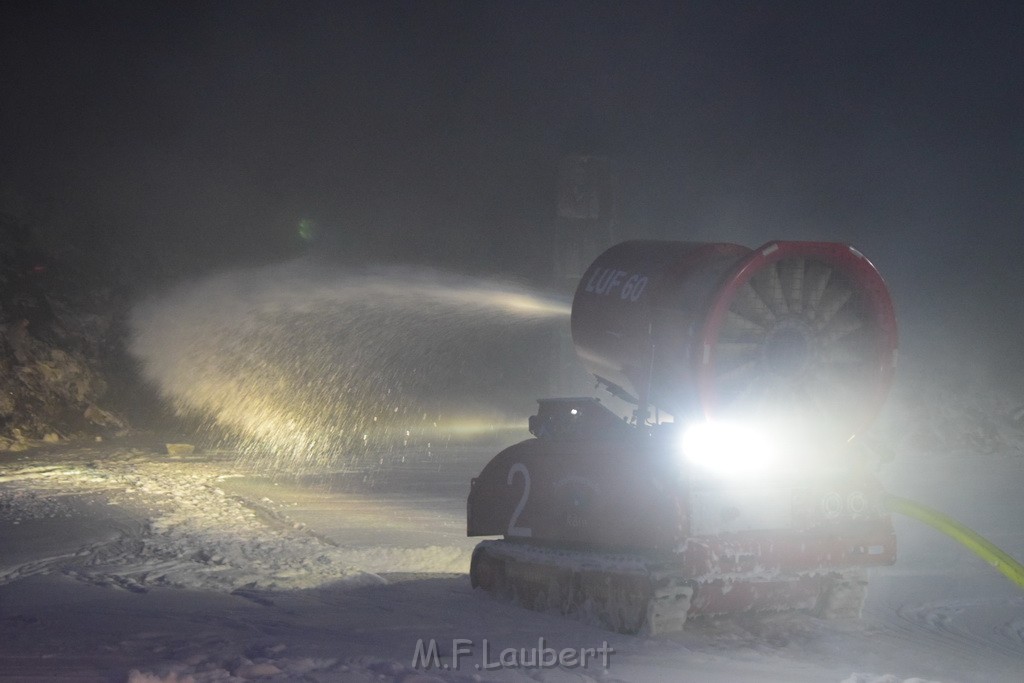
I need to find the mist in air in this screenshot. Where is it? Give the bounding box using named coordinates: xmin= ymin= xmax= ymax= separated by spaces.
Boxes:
xmin=3 ymin=2 xmax=1022 ymax=440
xmin=129 ymin=259 xmax=570 ymax=471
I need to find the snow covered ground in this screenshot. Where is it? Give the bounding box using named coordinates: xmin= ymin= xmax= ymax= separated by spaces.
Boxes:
xmin=1 ymin=378 xmax=1023 ymax=682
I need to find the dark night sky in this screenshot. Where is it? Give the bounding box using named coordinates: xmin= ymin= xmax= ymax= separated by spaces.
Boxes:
xmin=1 ymin=1 xmax=1022 ymax=374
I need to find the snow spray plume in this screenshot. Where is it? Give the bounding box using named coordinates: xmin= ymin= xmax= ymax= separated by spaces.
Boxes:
xmin=128 ymin=261 xmax=570 ymax=472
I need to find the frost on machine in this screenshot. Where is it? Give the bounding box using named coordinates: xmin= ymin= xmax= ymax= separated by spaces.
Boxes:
xmin=467 ymin=240 xmax=900 ymax=634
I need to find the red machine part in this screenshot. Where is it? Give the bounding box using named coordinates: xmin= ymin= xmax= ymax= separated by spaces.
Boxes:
xmin=467 ymin=424 xmax=895 ymax=561
xmin=571 ymin=240 xmax=897 ymax=440
xmin=466 ymin=423 xmax=896 ymax=628
xmin=467 ymin=240 xmax=900 ymax=631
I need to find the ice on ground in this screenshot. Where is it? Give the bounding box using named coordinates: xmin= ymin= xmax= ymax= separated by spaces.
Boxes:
xmin=2 ymin=372 xmax=1024 ymax=682
xmin=0 ymin=447 xmax=467 ymax=593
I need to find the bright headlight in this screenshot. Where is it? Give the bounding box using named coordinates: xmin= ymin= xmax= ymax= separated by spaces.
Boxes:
xmin=679 ymin=421 xmax=777 ymax=478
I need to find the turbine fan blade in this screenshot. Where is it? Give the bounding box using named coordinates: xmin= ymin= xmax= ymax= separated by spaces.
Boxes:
xmin=816 ymin=285 xmax=854 ymax=326
xmin=732 ymin=282 xmax=776 ymax=328
xmin=778 ymin=257 xmax=805 ymax=314
xmin=721 ymin=311 xmax=767 ymax=342
xmin=823 ymin=311 xmax=864 ymax=343
xmin=751 ymin=263 xmax=788 ymax=316
xmin=804 ymin=262 xmax=832 ymax=316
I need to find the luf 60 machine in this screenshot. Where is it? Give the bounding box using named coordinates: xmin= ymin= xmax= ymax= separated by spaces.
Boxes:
xmin=468 ymin=240 xmax=899 ymax=633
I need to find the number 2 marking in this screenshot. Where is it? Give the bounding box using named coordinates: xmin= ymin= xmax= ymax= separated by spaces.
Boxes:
xmin=507 ymin=463 xmax=532 ymax=537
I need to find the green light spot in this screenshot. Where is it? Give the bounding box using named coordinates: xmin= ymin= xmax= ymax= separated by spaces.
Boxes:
xmin=298 ymin=219 xmax=317 ymax=241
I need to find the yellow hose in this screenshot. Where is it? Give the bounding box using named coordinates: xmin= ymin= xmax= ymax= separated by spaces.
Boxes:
xmin=885 ymin=493 xmax=1024 ymax=591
